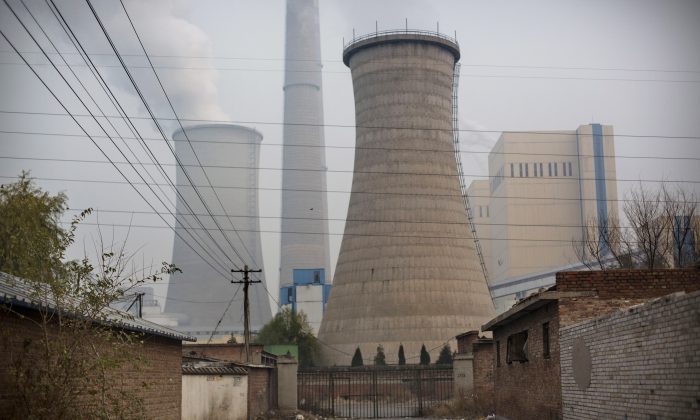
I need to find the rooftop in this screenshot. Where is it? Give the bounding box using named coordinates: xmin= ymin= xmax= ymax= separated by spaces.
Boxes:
xmin=342 ymin=29 xmax=460 ymax=66
xmin=0 ymin=271 xmax=196 ymax=342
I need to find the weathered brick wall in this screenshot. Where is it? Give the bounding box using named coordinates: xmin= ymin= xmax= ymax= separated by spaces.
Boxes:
xmin=560 ymin=290 xmax=700 ymax=419
xmin=492 ymin=301 xmax=561 ymax=420
xmin=248 ymin=365 xmax=275 ymax=417
xmin=183 ymin=343 xmax=266 ymax=364
xmin=472 ymin=340 xmax=495 ymax=413
xmin=0 ymin=307 xmax=183 ymax=419
xmin=556 ymin=269 xmax=700 ymax=326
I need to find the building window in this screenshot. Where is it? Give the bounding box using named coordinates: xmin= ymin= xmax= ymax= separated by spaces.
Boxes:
xmin=506 ymin=330 xmax=528 ymax=364
xmin=534 ymin=163 xmax=538 ymax=177
xmin=525 ymin=163 xmax=529 ymax=177
xmin=548 ymin=162 xmax=552 ymax=176
xmin=554 ymin=162 xmax=558 ymax=177
xmin=486 ymin=206 xmax=489 ymax=217
xmin=287 ymin=287 xmax=294 ymax=302
xmin=314 ymin=270 xmax=321 ymax=283
xmin=510 ymin=163 xmax=514 ymax=177
xmin=539 ymin=163 xmax=544 ymax=177
xmin=568 ymin=161 xmax=573 ymax=177
xmin=543 ymin=322 xmax=550 ymax=359
xmin=496 ymin=340 xmax=501 ymax=367
xmin=519 ymin=162 xmax=523 ymax=177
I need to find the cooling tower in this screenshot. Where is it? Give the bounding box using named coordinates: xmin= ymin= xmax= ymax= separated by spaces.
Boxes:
xmin=165 ymin=124 xmax=272 ymax=340
xmin=317 ymin=32 xmax=495 ymax=365
xmin=279 ymin=0 xmax=331 ymax=288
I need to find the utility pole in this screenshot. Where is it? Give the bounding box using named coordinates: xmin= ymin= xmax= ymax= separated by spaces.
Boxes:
xmin=231 ymin=265 xmax=262 ymax=363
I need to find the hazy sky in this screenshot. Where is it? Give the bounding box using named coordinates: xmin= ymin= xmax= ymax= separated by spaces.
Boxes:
xmin=1 ymin=0 xmax=699 ymax=312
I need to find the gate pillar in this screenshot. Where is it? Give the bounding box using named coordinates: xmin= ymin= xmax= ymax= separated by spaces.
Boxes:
xmin=278 ymin=355 xmax=299 ymax=410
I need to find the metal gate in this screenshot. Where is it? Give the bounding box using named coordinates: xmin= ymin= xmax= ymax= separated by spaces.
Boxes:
xmin=298 ymin=366 xmax=453 ymax=418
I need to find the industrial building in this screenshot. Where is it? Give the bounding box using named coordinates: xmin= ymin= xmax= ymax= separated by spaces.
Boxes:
xmin=280 ymin=0 xmax=332 ymax=292
xmin=317 ymin=31 xmax=495 ymax=365
xmin=165 ymin=124 xmax=272 ymax=340
xmin=470 ymin=124 xmax=618 ymax=312
xmin=279 ymin=268 xmax=332 ymax=333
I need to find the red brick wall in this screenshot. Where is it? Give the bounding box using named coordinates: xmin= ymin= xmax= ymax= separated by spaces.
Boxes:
xmin=472 ymin=340 xmax=494 ymax=413
xmin=248 ymin=366 xmax=275 ymax=417
xmin=456 ymin=331 xmax=479 ymax=354
xmin=0 ymin=307 xmax=183 ymax=420
xmin=492 ymin=301 xmax=560 ymax=420
xmin=556 ymin=269 xmax=700 ymax=326
xmin=183 ymin=343 xmax=266 ymax=364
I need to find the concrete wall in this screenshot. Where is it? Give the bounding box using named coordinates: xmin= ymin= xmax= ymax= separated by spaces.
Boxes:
xmin=318 ymin=32 xmax=494 ymax=366
xmin=0 ymin=308 xmax=183 ymax=419
xmin=560 ymin=290 xmax=700 ymax=419
xmin=491 ymin=301 xmax=561 ymax=420
xmin=182 ymin=374 xmax=247 ymax=420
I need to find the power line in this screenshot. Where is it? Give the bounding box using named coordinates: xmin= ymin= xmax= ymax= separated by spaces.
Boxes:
xmin=206 ymin=283 xmax=242 ymax=345
xmin=2 ymin=49 xmax=699 ymax=74
xmin=43 ymin=0 xmax=239 ymax=276
xmin=1 ymin=0 xmax=232 ymax=279
xmin=57 ymin=207 xmax=698 ymax=232
xmin=1 ymin=129 xmax=698 ymax=161
xmin=117 ymin=0 xmax=259 ymax=271
xmin=58 ymin=220 xmax=679 ymax=246
xmin=2 ymin=59 xmax=699 ymax=83
xmin=1 ymin=109 xmax=699 ymax=140
xmin=3 ymin=159 xmax=699 ymax=185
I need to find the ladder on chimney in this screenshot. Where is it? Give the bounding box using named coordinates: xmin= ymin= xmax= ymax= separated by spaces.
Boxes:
xmin=451 ymin=63 xmax=490 ymax=284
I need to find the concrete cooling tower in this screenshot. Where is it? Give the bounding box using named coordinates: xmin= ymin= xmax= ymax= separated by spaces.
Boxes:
xmin=317 ymin=32 xmax=495 ymax=365
xmin=165 ymin=124 xmax=272 ymax=340
xmin=280 ymin=0 xmax=332 ymax=288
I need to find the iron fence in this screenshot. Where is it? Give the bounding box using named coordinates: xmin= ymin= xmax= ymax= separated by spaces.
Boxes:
xmin=298 ymin=366 xmax=453 ymax=418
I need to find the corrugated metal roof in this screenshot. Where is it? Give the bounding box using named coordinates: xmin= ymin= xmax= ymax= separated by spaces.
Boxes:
xmin=0 ymin=271 xmax=196 ymax=342
xmin=182 ymin=365 xmax=247 ymax=375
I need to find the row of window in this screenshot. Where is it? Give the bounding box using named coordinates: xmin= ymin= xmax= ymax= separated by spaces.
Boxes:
xmin=495 ymin=322 xmax=550 ymax=367
xmin=509 ymin=161 xmax=574 ymax=178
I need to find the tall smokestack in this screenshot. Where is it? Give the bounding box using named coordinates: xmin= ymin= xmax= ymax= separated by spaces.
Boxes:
xmin=165 ymin=124 xmax=272 ymax=341
xmin=280 ymin=0 xmax=331 ymax=288
xmin=318 ymin=32 xmax=495 ymax=365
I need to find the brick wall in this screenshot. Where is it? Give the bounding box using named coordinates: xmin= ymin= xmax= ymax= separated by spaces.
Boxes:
xmin=0 ymin=307 xmax=183 ymax=419
xmin=556 ymin=269 xmax=700 ymax=326
xmin=183 ymin=343 xmax=266 ymax=364
xmin=248 ymin=366 xmax=275 ymax=418
xmin=492 ymin=301 xmax=561 ymax=420
xmin=472 ymin=340 xmax=495 ymax=413
xmin=560 ymin=290 xmax=700 ymax=419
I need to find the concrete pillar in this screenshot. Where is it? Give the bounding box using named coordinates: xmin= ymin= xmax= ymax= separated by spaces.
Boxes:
xmin=276 ymin=356 xmax=298 ymax=410
xmin=453 ymin=353 xmax=474 ymax=397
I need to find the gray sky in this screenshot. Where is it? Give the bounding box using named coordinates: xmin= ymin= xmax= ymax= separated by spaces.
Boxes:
xmin=1 ymin=0 xmax=699 ymax=311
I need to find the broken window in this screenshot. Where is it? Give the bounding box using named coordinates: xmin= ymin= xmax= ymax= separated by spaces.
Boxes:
xmin=543 ymin=322 xmax=550 ymax=359
xmin=507 ymin=330 xmax=528 ymax=363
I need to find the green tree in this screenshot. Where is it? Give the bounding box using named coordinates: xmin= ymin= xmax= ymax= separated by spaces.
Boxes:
xmin=436 ymin=343 xmax=453 ymax=365
xmin=398 ymin=344 xmax=406 ymax=365
xmin=351 ymin=347 xmax=364 ymax=367
xmin=0 ymin=171 xmax=68 ymax=281
xmin=255 ymin=307 xmax=319 ymax=368
xmin=0 ymin=172 xmax=178 ymax=419
xmin=374 ymin=344 xmax=387 ymax=366
xmin=419 ymin=344 xmax=431 ymax=365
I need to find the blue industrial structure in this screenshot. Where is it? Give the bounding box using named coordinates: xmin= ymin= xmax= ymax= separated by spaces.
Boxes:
xmin=280 ymin=268 xmax=331 ymax=313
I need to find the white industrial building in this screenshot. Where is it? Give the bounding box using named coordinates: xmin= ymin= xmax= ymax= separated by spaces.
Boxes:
xmin=470 ymin=123 xmax=618 ymax=313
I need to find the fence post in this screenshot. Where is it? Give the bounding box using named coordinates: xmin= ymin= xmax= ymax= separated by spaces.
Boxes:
xmin=416 ymin=369 xmax=423 ymax=416
xmin=329 ymin=372 xmax=335 ymax=415
xmin=372 ymin=370 xmax=379 ymax=418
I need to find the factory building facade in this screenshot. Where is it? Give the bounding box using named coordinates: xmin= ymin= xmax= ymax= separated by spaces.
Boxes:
xmin=470 ymin=124 xmax=618 ymax=312
xmin=318 ymin=31 xmax=495 ymax=365
xmin=280 ymin=268 xmax=332 ymax=334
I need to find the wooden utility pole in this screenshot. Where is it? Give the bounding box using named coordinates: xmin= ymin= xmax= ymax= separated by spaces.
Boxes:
xmin=231 ymin=265 xmax=262 ymax=363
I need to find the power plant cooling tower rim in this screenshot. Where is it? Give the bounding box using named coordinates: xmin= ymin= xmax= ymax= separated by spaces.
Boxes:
xmin=343 ymin=29 xmax=460 ymax=66
xmin=173 ymin=123 xmax=263 ymax=143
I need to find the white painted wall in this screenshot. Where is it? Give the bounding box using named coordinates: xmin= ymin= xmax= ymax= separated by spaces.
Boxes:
xmin=182 ymin=374 xmax=247 ymax=420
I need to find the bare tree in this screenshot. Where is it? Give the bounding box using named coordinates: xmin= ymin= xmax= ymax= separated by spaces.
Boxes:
xmin=662 ymin=185 xmax=699 ymax=268
xmin=574 ymin=183 xmax=698 ymax=270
